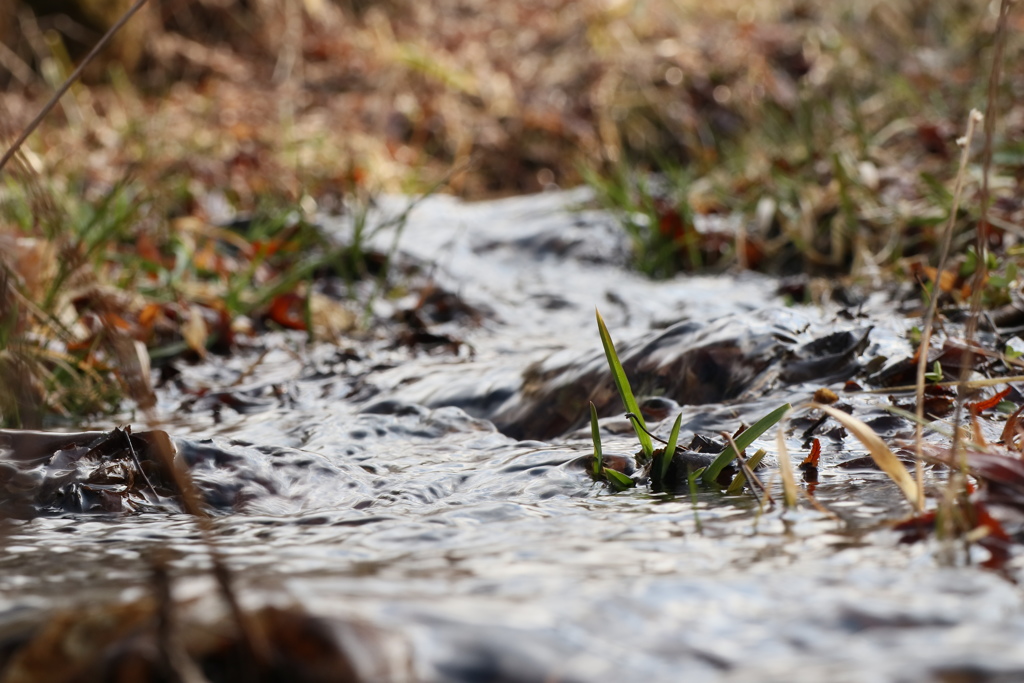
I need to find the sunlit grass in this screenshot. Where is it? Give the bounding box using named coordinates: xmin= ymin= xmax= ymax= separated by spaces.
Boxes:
xmin=594 ymin=308 xmax=788 ymax=496
xmin=596 ymin=308 xmax=653 ymax=461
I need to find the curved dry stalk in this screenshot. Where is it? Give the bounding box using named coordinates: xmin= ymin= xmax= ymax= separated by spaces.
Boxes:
xmin=774 ymin=407 xmax=799 ymax=509
xmin=944 ymin=0 xmax=1014 ymax=496
xmin=814 ymin=403 xmax=922 ymax=509
xmin=144 ymin=432 xmax=271 ymax=672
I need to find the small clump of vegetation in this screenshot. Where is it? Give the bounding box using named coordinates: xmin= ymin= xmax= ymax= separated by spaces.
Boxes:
xmin=588 ymin=305 xmax=1024 ymax=568
xmin=590 ymin=308 xmax=789 ymax=495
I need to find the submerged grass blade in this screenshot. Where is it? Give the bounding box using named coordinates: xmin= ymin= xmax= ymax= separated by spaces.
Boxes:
xmin=814 ymin=403 xmax=922 ymax=508
xmin=725 ymin=448 xmax=767 ymax=495
xmin=595 ymin=309 xmax=653 ymax=460
xmin=590 ymin=401 xmax=603 ymax=478
xmin=701 ymin=403 xmax=790 ymax=487
xmin=688 ymin=466 xmax=705 ymax=534
xmin=603 ymin=467 xmax=635 ymax=491
xmin=658 ymin=413 xmax=683 ymax=485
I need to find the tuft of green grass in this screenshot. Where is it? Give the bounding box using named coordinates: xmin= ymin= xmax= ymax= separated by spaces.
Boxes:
xmin=593 ymin=311 xmax=789 ymax=496
xmin=583 ymin=166 xmax=697 ymax=278
xmin=583 ymin=2 xmax=1021 ymax=284
xmin=0 ymin=167 xmax=421 ymax=426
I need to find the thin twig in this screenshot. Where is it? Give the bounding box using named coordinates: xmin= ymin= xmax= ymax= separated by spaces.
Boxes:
xmin=861 ymin=374 xmax=1024 ymax=394
xmin=0 ymin=0 xmax=151 ymax=174
xmin=722 ymin=431 xmax=773 ymax=510
xmin=122 ymin=425 xmax=160 ymax=500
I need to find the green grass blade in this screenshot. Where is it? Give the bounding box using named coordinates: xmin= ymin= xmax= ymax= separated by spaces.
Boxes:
xmin=725 ymin=448 xmax=767 ymax=495
xmin=658 ymin=413 xmax=683 ymax=485
xmin=596 ymin=309 xmax=653 ymax=459
xmin=603 ymin=467 xmax=636 ymax=491
xmin=701 ymin=403 xmax=791 ymax=487
xmin=589 ymin=401 xmax=603 ymax=477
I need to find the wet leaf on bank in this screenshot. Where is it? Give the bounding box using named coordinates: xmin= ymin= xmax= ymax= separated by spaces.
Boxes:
xmin=182 ymin=304 xmax=210 ymax=358
xmin=968 ymin=386 xmax=1012 ymax=414
xmin=0 ymin=427 xmax=181 ymax=518
xmin=894 ymin=501 xmax=1011 ymax=571
xmin=267 ymin=292 xmax=308 ymax=331
xmin=1000 ymin=403 xmax=1024 ymax=450
xmin=799 ymin=438 xmax=821 ymax=492
xmin=800 ymin=438 xmax=822 ymax=470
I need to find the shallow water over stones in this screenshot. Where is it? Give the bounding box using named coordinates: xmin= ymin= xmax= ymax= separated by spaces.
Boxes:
xmin=2 ymin=189 xmax=1024 ymax=682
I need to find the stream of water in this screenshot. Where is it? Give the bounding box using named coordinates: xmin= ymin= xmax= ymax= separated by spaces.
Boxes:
xmin=2 ymin=189 xmax=1024 ymax=682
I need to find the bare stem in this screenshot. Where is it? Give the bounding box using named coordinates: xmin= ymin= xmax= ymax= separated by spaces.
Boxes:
xmin=0 ymin=0 xmax=150 ymax=174
xmin=913 ymin=109 xmax=982 ymax=512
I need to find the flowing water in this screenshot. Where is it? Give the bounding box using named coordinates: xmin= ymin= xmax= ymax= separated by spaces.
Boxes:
xmin=3 ymin=189 xmax=1024 ymax=682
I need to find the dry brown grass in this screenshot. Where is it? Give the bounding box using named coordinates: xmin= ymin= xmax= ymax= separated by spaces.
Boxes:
xmin=6 ymin=0 xmax=1012 ymax=201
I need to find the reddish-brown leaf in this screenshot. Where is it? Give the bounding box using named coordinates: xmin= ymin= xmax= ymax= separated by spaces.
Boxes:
xmin=657 ymin=204 xmax=686 ymax=241
xmin=267 ymin=293 xmax=307 ymax=331
xmin=1000 ymin=403 xmax=1024 ymax=450
xmin=916 ymin=122 xmax=950 ymax=158
xmin=799 ymin=438 xmax=821 ymax=469
xmin=137 ymin=303 xmax=162 ymax=329
xmin=963 ymin=451 xmax=1024 ymax=495
xmin=135 ymin=232 xmax=169 ymax=267
xmin=968 ymin=387 xmax=1012 ymax=414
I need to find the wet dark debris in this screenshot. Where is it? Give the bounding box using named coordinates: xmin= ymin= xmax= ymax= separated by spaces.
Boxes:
xmin=0 ymin=428 xmax=180 ymax=519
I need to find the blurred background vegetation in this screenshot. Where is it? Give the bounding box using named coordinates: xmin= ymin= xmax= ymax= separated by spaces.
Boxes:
xmin=0 ymin=0 xmax=1022 ymax=426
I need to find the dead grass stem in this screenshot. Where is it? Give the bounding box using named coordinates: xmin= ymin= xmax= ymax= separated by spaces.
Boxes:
xmin=913 ymin=108 xmax=982 ymax=512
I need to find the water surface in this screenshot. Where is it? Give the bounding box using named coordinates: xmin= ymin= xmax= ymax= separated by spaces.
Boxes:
xmin=2 ymin=189 xmax=1023 ymax=682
